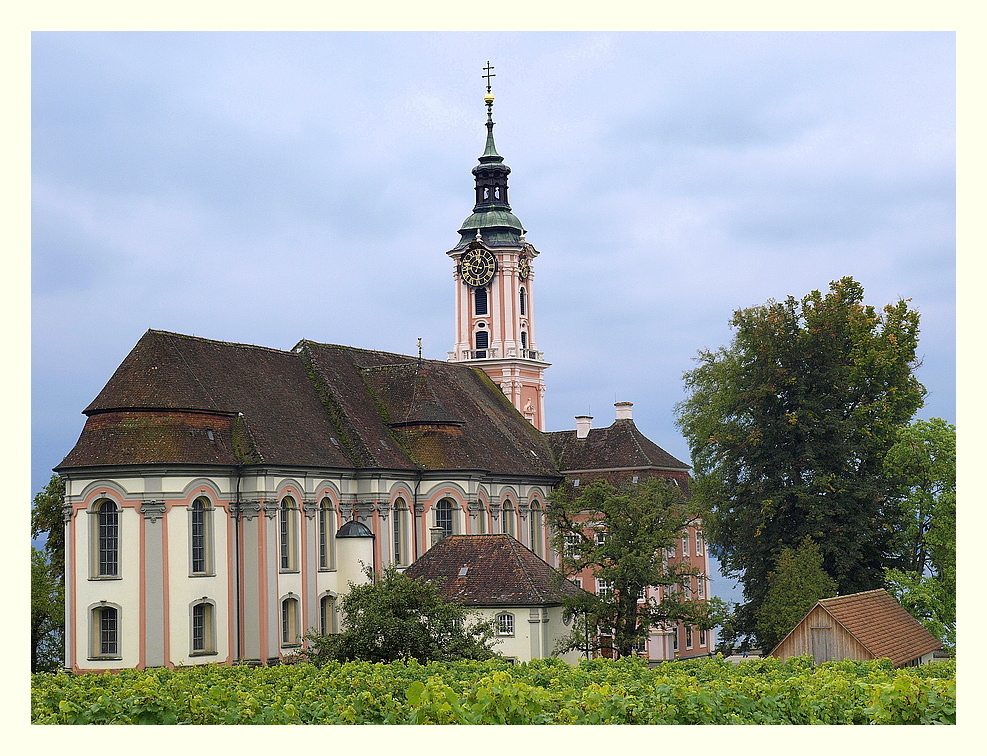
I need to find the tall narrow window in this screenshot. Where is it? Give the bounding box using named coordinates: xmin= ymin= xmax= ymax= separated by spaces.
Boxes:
xmin=682 ymin=532 xmax=690 ymax=557
xmin=92 ymin=605 xmax=119 ymax=658
xmin=696 ymin=531 xmax=704 ymax=556
xmin=190 ymin=497 xmax=211 ymax=575
xmin=96 ymin=500 xmax=119 ymax=577
xmin=280 ymin=497 xmax=298 ymax=572
xmin=318 ymin=498 xmax=335 ymax=570
xmin=320 ymin=595 xmax=337 ymax=635
xmin=529 ymin=504 xmax=543 ymax=557
xmin=474 ymin=286 xmax=488 ymax=315
xmin=501 ymin=501 xmax=514 ymax=536
xmin=392 ymin=498 xmax=406 ymax=566
xmin=475 ymin=330 xmax=489 ymax=357
xmin=435 ymin=498 xmax=454 ymax=538
xmin=191 ymin=601 xmax=215 ymax=654
xmin=519 ymin=286 xmax=526 ymax=315
xmin=520 ymin=331 xmax=528 ymax=350
xmin=281 ymin=597 xmax=300 ymax=646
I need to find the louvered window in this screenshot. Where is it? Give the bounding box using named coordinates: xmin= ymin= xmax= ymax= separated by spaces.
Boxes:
xmin=474 ymin=286 xmax=488 ymax=315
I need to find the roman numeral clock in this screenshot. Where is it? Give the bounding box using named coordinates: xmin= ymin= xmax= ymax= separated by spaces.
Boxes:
xmin=447 ymin=63 xmax=549 ymax=431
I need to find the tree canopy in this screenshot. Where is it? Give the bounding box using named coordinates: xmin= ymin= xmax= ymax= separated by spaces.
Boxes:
xmin=882 ymin=417 xmax=955 ymax=650
xmin=302 ymin=566 xmax=498 ymax=665
xmin=754 ymin=536 xmax=837 ymax=653
xmin=675 ymin=277 xmax=924 ymax=640
xmin=547 ymin=477 xmax=727 ymax=658
xmin=31 ymin=474 xmax=66 ymax=673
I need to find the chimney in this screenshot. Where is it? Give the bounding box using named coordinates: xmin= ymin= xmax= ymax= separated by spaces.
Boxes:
xmin=429 ymin=526 xmax=446 ymax=549
xmin=575 ymin=415 xmax=593 ymax=439
xmin=615 ymin=401 xmax=633 ymax=421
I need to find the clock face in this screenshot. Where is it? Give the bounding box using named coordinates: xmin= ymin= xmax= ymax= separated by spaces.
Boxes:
xmin=459 ymin=246 xmax=497 ymax=287
xmin=517 ymin=256 xmax=530 ymax=280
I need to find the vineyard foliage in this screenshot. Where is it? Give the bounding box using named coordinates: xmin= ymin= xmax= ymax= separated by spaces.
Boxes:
xmin=32 ymin=655 xmax=955 ymax=725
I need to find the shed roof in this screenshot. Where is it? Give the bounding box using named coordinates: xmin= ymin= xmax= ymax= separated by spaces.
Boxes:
xmin=404 ymin=534 xmax=586 ymax=607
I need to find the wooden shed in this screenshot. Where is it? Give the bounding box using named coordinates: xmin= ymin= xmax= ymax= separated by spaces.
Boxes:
xmin=770 ymin=589 xmax=942 ymax=667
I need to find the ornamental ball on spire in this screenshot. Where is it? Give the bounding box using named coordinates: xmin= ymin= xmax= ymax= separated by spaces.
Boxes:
xmin=484 ymin=93 xmax=494 ymax=104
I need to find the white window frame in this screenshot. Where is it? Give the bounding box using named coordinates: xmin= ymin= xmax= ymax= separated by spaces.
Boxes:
xmin=435 ymin=498 xmax=455 ymax=538
xmin=279 ymin=497 xmax=299 ymax=573
xmin=189 ymin=497 xmax=213 ymax=576
xmin=529 ymin=503 xmax=543 ymax=557
xmin=501 ymin=500 xmax=515 ymax=536
xmin=682 ymin=532 xmax=690 ymax=557
xmin=190 ymin=599 xmax=217 ymax=656
xmin=685 ymin=625 xmax=693 ymax=650
xmin=497 ymin=612 xmax=515 ymax=636
xmin=91 ymin=499 xmax=120 ymax=579
xmin=281 ymin=595 xmax=301 ymax=647
xmin=596 ymin=579 xmax=614 ymax=599
xmin=319 ymin=593 xmax=337 ymax=635
xmin=89 ymin=602 xmax=122 ymax=660
xmin=392 ymin=498 xmax=406 ymax=566
xmin=696 ymin=531 xmax=705 ymax=556
xmin=318 ymin=498 xmax=336 ymax=570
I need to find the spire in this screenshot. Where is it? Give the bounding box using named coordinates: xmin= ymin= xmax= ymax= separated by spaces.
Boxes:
xmin=454 ymin=62 xmax=525 ymax=248
xmin=480 ymin=61 xmax=503 ymax=163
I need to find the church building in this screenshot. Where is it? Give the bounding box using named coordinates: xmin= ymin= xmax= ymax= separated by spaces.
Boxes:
xmin=55 ymin=70 xmax=711 ymax=671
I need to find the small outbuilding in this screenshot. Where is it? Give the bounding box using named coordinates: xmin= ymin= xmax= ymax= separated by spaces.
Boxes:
xmin=404 ymin=534 xmax=588 ymax=664
xmin=770 ymin=589 xmax=942 ymax=667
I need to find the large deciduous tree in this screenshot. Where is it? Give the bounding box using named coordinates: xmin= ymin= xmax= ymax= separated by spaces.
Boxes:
xmin=547 ymin=478 xmax=727 ymax=659
xmin=31 ymin=474 xmax=66 ymax=673
xmin=882 ymin=417 xmax=955 ymax=649
xmin=675 ymin=277 xmax=924 ymax=640
xmin=302 ymin=566 xmax=498 ymax=664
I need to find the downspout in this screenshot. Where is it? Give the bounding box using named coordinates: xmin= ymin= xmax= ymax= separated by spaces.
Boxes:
xmin=233 ymin=462 xmax=243 ymax=664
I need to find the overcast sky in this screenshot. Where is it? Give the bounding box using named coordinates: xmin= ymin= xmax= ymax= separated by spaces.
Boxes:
xmin=31 ymin=31 xmax=955 ymax=602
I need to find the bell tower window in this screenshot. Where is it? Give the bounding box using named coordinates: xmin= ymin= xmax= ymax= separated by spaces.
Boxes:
xmin=519 ymin=286 xmax=526 ymax=315
xmin=475 ymin=330 xmax=489 ymax=358
xmin=474 ymin=286 xmax=488 ymax=315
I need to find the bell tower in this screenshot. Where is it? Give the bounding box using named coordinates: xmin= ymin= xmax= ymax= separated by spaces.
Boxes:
xmin=447 ymin=63 xmax=549 ymax=430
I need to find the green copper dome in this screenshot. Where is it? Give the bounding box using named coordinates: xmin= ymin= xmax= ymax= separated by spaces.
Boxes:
xmin=453 ymin=78 xmax=526 ymax=249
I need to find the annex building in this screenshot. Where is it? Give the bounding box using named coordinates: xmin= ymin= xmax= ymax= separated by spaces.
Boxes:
xmin=56 ymin=74 xmax=712 ymax=671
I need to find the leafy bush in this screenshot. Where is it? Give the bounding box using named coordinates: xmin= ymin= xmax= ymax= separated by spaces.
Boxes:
xmin=32 ymin=655 xmax=955 ymax=725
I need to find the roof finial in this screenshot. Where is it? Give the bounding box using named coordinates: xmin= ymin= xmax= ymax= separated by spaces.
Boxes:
xmin=417 ymin=337 xmax=423 ymax=365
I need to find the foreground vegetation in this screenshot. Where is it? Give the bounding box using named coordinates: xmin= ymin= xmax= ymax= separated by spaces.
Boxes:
xmin=32 ymin=655 xmax=954 ymax=725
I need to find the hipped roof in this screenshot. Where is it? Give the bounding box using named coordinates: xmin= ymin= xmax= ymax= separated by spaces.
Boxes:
xmin=58 ymin=329 xmax=559 ymax=478
xmin=405 ymin=534 xmax=587 ymax=606
xmin=544 ymin=419 xmax=690 ymax=473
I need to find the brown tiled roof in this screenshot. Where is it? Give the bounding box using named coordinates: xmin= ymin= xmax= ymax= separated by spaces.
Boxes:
xmin=405 ymin=534 xmax=587 ymax=606
xmin=57 ymin=330 xmax=560 ymax=479
xmin=544 ymin=419 xmax=690 ymax=473
xmin=818 ymin=589 xmax=942 ymax=666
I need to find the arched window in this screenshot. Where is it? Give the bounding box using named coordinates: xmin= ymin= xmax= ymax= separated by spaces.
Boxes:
xmin=529 ymin=502 xmax=543 ymax=557
xmin=281 ymin=596 xmax=300 ymax=646
xmin=91 ymin=604 xmax=120 ymax=658
xmin=496 ymin=612 xmax=515 ymax=636
xmin=474 ymin=286 xmax=488 ymax=315
xmin=435 ymin=498 xmax=455 ymax=538
xmin=189 ymin=497 xmax=212 ymax=575
xmin=319 ymin=594 xmax=337 ymax=635
xmin=190 ymin=600 xmax=216 ymax=655
xmin=392 ymin=497 xmax=407 ymax=566
xmin=95 ymin=500 xmax=119 ymax=577
xmin=501 ymin=500 xmax=515 ymax=536
xmin=280 ymin=497 xmax=298 ymax=572
xmin=476 ymin=502 xmax=486 ymax=534
xmin=475 ymin=330 xmax=489 ymax=358
xmin=519 ymin=286 xmax=526 ymax=315
xmin=318 ymin=498 xmax=335 ymax=570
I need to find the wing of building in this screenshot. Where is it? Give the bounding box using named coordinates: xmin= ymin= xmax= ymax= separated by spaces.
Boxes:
xmin=56 ymin=73 xmax=710 ymax=671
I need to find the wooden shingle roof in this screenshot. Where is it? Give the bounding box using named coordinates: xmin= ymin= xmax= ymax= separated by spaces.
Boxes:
xmin=405 ymin=534 xmax=587 ymax=606
xmin=814 ymin=589 xmax=942 ymax=666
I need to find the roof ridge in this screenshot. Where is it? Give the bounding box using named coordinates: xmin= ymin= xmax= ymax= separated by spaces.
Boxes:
xmin=147 ymin=329 xmax=294 ymax=356
xmin=506 ymin=534 xmax=548 ymax=603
